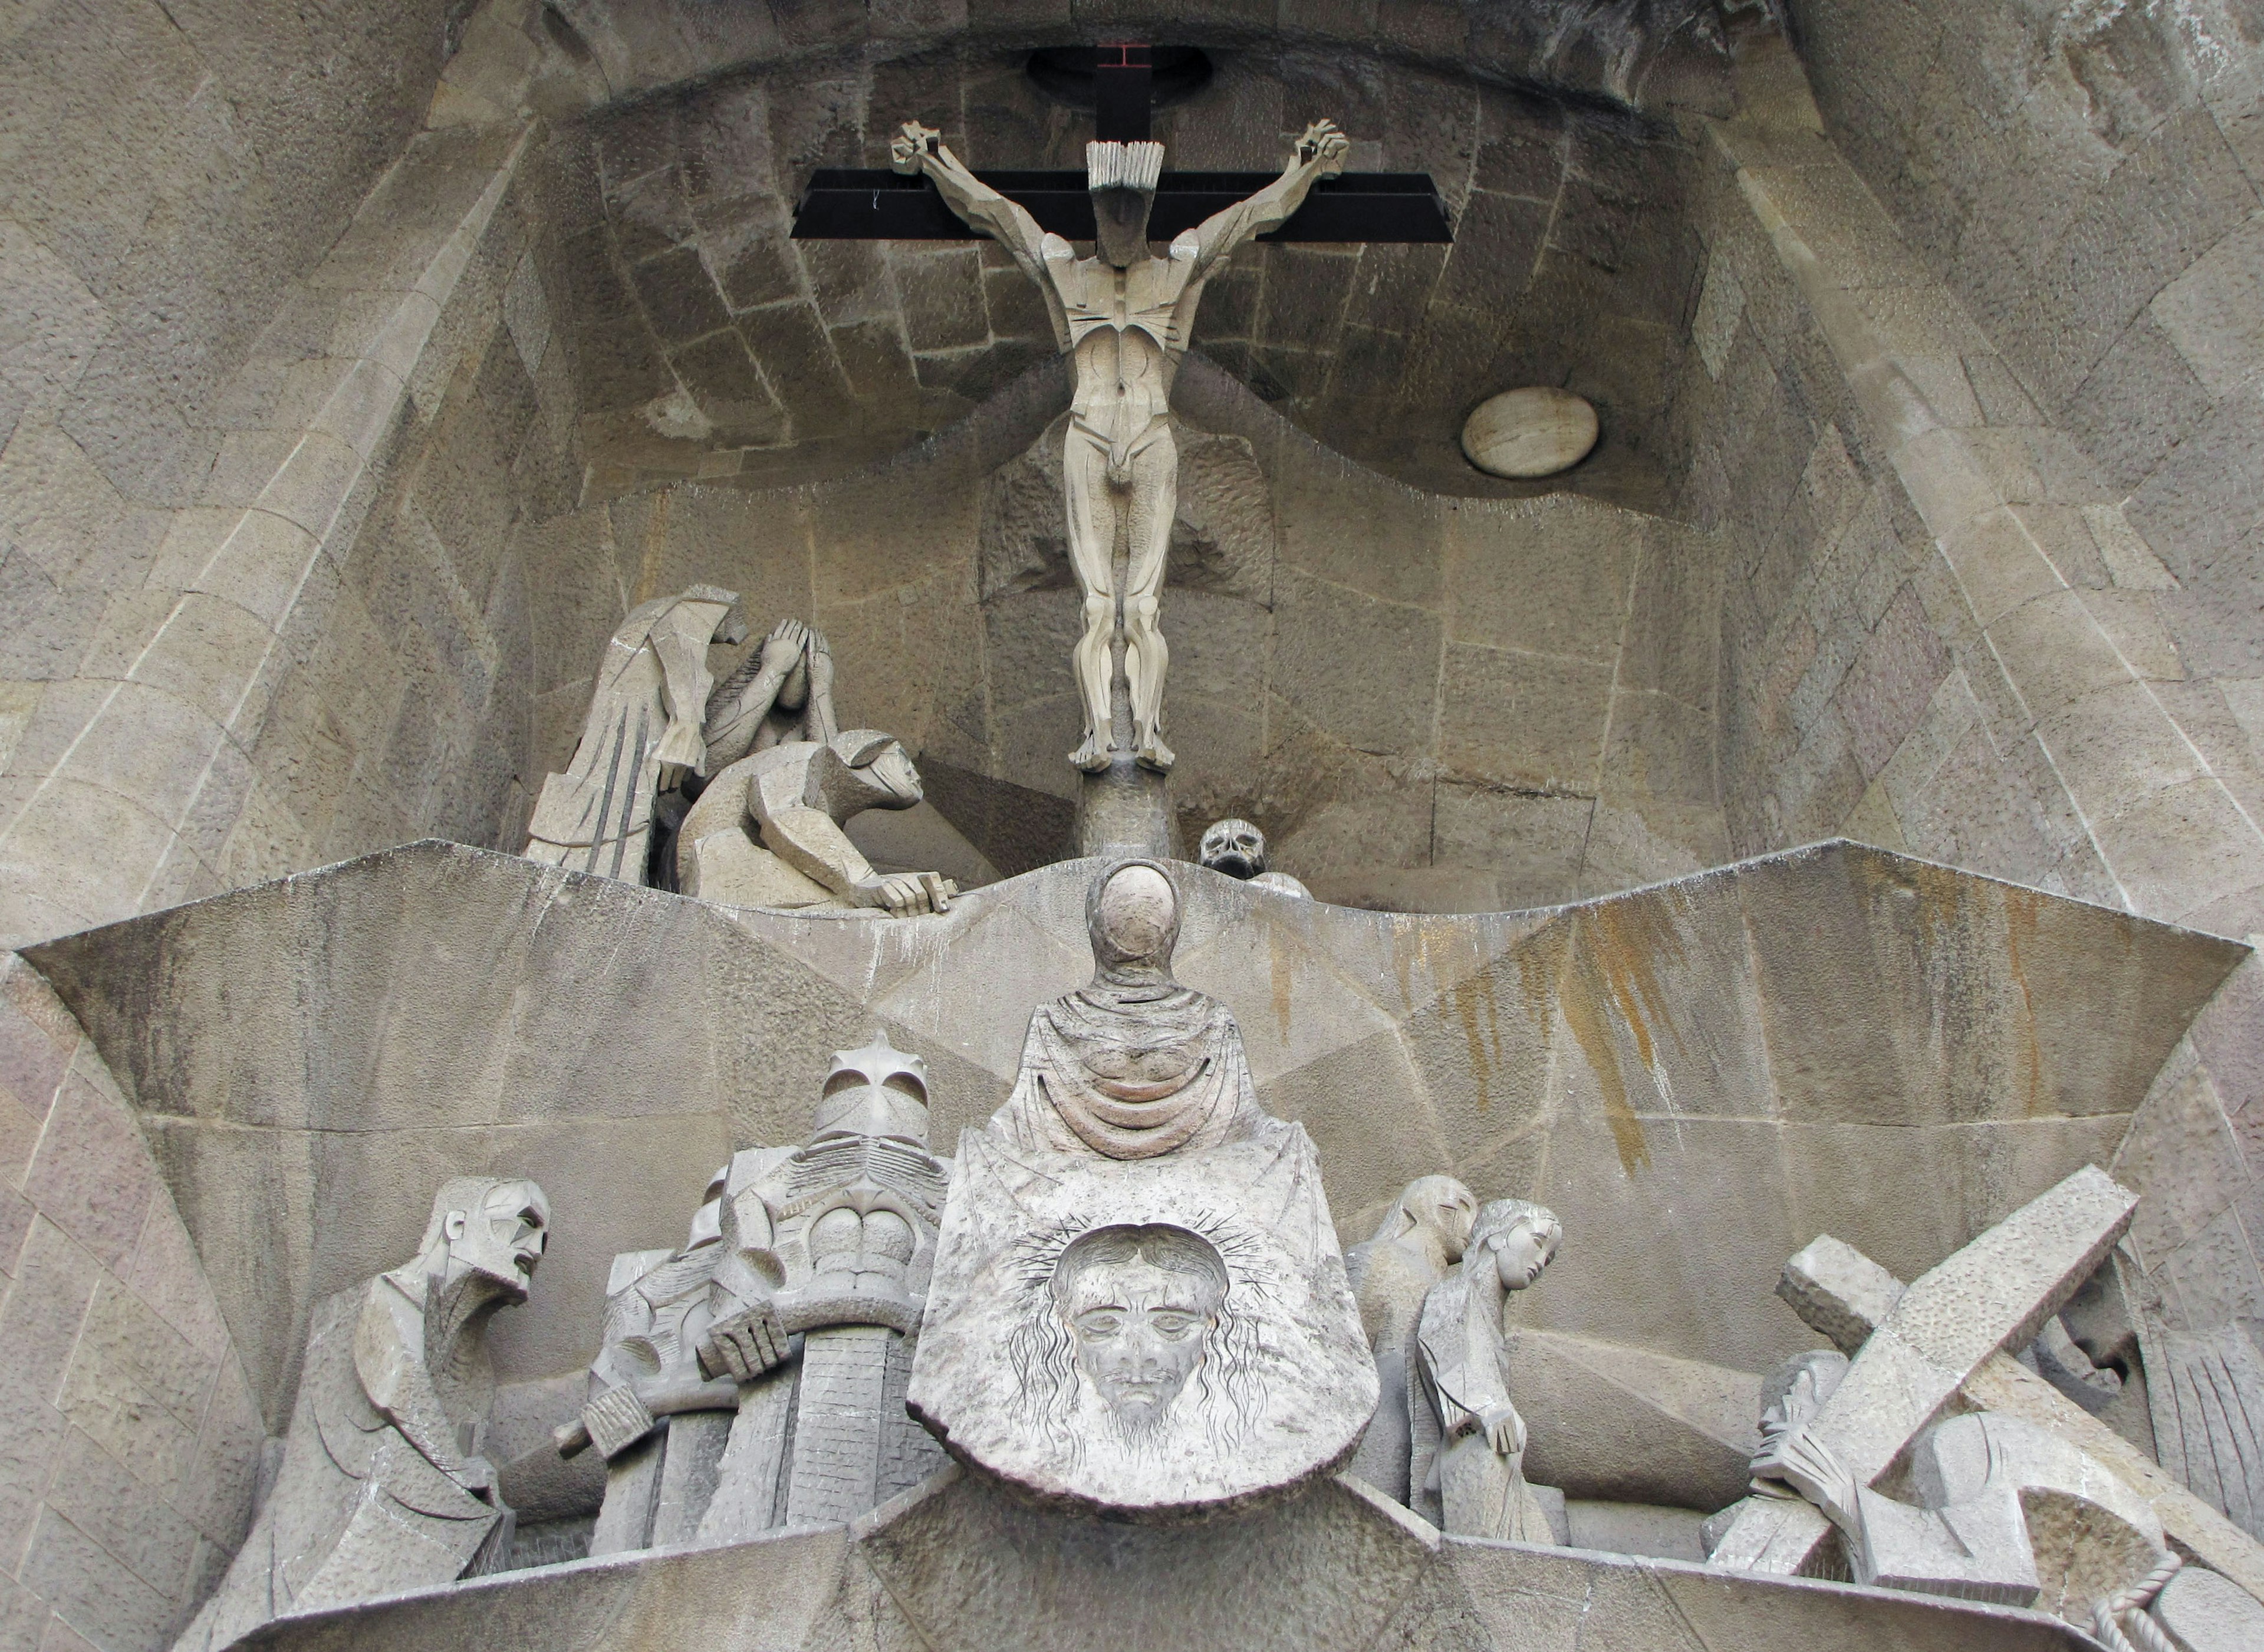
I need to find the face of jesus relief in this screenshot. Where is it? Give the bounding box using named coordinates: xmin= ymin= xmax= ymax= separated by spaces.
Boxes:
xmin=1052 ymin=1225 xmax=1226 ymax=1429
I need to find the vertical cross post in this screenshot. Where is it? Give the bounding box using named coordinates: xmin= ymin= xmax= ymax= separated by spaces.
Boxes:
xmin=1092 ymin=42 xmax=1153 ymax=143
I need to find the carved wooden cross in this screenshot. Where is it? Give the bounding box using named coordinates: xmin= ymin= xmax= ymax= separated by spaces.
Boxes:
xmin=791 ymin=42 xmax=1453 ymax=244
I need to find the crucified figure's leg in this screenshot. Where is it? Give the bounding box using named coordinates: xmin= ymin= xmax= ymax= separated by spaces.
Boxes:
xmin=1122 ymin=430 xmax=1176 ymax=772
xmin=1062 ymin=425 xmax=1118 ymax=773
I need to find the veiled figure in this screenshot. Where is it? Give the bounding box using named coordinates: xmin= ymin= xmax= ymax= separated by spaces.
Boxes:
xmin=1412 ymin=1199 xmax=1562 ymax=1542
xmin=909 ymin=858 xmax=1376 ymax=1516
xmin=992 ymin=858 xmax=1265 ymax=1160
xmin=1345 ymin=1176 xmax=1478 ymax=1504
xmin=525 ymin=587 xmax=744 ymax=883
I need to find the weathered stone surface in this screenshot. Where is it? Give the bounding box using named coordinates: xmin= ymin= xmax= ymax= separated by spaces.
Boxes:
xmin=24 ymin=835 xmax=2239 ymax=1483
xmin=228 ymin=1467 xmax=2108 ymax=1652
xmin=0 ymin=956 xmax=263 ymax=1650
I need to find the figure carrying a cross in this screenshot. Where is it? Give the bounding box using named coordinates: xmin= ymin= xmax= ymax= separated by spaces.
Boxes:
xmin=889 ymin=117 xmax=1352 ymax=776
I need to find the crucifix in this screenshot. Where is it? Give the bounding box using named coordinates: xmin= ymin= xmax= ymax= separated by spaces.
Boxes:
xmin=793 ymin=45 xmax=1452 ymax=845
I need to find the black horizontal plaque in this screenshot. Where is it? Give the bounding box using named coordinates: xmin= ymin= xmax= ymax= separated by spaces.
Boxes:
xmin=791 ymin=169 xmax=1453 ymax=243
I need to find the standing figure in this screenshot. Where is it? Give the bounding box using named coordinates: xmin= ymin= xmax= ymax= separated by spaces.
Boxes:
xmin=1412 ymin=1199 xmax=1562 ymax=1542
xmin=525 ymin=585 xmax=745 ymax=883
xmin=560 ymin=1033 xmax=951 ymax=1549
xmin=1345 ymin=1176 xmax=1478 ymax=1503
xmin=893 ymin=119 xmax=1351 ymax=775
xmin=175 ymin=1180 xmax=549 ymax=1651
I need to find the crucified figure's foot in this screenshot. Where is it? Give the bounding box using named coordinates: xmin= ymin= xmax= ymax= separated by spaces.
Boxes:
xmin=1134 ymin=732 xmax=1176 ymax=773
xmin=1069 ymin=733 xmax=1113 ymax=774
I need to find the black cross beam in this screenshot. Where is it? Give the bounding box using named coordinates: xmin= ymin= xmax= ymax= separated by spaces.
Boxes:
xmin=791 ymin=42 xmax=1453 ymax=245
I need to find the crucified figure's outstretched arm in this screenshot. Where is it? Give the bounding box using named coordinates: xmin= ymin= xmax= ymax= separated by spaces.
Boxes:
xmin=891 ymin=123 xmax=1070 ymax=350
xmin=1184 ymin=121 xmax=1351 ymax=279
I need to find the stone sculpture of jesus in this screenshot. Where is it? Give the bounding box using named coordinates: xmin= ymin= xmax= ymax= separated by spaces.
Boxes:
xmin=892 ymin=118 xmax=1351 ymax=774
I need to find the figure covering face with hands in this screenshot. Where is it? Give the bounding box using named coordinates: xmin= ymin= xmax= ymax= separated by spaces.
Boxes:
xmin=893 ymin=118 xmax=1352 ymax=775
xmin=1411 ymin=1198 xmax=1562 ymax=1542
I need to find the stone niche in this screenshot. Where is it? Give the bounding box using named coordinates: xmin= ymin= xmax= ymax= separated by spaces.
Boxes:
xmin=519 ymin=360 xmax=1727 ymax=917
xmin=531 ymin=34 xmax=1707 ymax=509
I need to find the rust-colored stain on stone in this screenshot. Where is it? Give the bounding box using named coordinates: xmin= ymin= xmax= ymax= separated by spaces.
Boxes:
xmin=1450 ymin=967 xmax=1501 ymax=1115
xmin=1558 ymin=897 xmax=1692 ymax=1175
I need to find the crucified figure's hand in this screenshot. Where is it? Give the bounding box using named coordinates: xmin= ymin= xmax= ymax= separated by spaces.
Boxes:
xmin=891 ymin=121 xmax=942 ymax=175
xmin=1295 ymin=120 xmax=1351 ymax=177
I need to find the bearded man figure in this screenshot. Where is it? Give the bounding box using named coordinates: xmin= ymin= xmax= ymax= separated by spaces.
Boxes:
xmin=893 ymin=116 xmax=1351 ymax=775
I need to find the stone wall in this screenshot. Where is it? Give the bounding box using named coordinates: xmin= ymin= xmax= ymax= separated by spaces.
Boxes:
xmin=0 ymin=958 xmax=264 ymax=1652
xmin=0 ymin=115 xmax=580 ymax=952
xmin=1682 ymin=35 xmax=2264 ymax=1345
xmin=537 ymin=42 xmax=1706 ymax=507
xmin=0 ymin=0 xmax=501 ymax=949
xmin=518 ymin=360 xmax=1726 ymax=911
xmin=1790 ymin=0 xmax=2264 ymax=690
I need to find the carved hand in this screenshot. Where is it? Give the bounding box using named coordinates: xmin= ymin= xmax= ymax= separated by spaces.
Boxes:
xmin=698 ymin=1300 xmax=791 ymax=1382
xmin=1750 ymin=1421 xmax=1859 ymax=1526
xmin=653 ymin=716 xmax=705 ymax=776
xmin=578 ymin=1382 xmax=659 ymax=1461
xmin=1295 ymin=120 xmax=1351 ymax=177
xmin=760 ymin=617 xmax=809 ymax=672
xmin=1480 ymin=1400 xmax=1527 ymax=1457
xmin=850 ymin=870 xmax=957 ymax=917
xmin=891 ymin=121 xmax=943 ymax=175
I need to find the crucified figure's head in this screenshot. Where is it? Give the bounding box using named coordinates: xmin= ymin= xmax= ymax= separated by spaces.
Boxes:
xmin=1087 ymin=140 xmax=1163 ymax=267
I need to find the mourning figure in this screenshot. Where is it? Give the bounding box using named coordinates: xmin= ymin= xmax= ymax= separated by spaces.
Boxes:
xmin=176 ymin=1179 xmax=549 ymax=1651
xmin=1413 ymin=1198 xmax=1562 ymax=1542
xmin=674 ymin=727 xmax=956 ymax=917
xmin=702 ymin=616 xmax=840 ymax=769
xmin=909 ymin=858 xmax=1376 ymax=1517
xmin=1345 ymin=1176 xmax=1478 ymax=1503
xmin=525 ymin=587 xmax=745 ymax=882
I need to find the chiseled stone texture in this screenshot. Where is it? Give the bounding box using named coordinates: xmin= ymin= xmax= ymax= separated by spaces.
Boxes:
xmin=521 ymin=359 xmax=1727 ymax=914
xmin=19 ymin=838 xmax=2238 ymax=1470
xmin=537 ymin=39 xmax=1707 ymax=510
xmin=0 ymin=114 xmax=581 ymax=953
xmin=0 ymin=956 xmax=264 ymax=1652
xmin=1670 ymin=38 xmax=2264 ymax=1355
xmin=1679 ymin=36 xmax=2264 ymax=940
xmin=1789 ymin=0 xmax=2264 ymax=702
xmin=225 ymin=1467 xmax=2102 ymax=1652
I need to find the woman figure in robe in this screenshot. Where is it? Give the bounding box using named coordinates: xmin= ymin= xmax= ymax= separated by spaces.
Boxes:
xmin=1411 ymin=1198 xmax=1563 ymax=1542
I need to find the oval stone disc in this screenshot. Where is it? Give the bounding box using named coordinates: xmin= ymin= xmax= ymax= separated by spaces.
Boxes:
xmin=1460 ymin=386 xmax=1600 ymax=478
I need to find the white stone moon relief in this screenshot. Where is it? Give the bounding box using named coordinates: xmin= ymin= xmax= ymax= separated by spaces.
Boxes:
xmin=907 ymin=860 xmax=1377 ymax=1518
xmin=1460 ymin=386 xmax=1600 ymax=478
